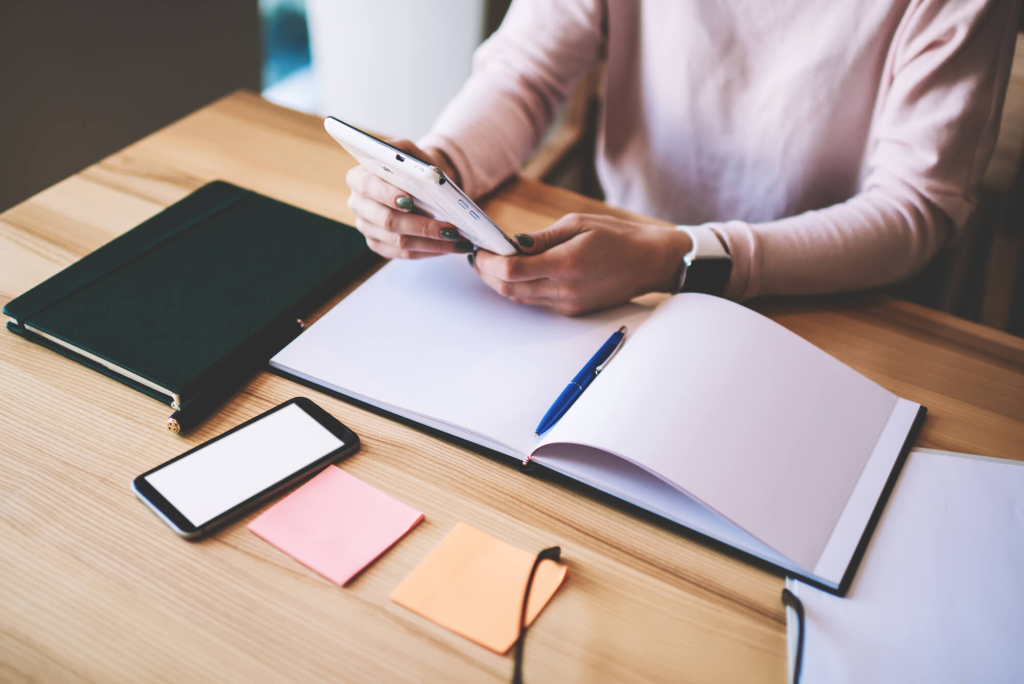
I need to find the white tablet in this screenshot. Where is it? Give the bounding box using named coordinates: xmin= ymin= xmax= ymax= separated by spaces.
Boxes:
xmin=324 ymin=116 xmax=519 ymax=256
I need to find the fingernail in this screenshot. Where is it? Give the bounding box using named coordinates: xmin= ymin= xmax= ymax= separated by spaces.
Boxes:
xmin=396 ymin=196 xmax=413 ymax=210
xmin=439 ymin=227 xmax=461 ymax=241
xmin=514 ymin=233 xmax=534 ymax=248
xmin=454 ymin=241 xmax=475 ymax=253
xmin=467 ymin=253 xmax=476 ymax=268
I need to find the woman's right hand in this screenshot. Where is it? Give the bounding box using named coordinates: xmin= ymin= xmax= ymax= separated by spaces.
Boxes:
xmin=345 ymin=139 xmax=475 ymax=259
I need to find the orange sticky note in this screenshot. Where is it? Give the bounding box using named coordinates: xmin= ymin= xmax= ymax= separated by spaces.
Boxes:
xmin=249 ymin=466 xmax=423 ymax=586
xmin=389 ymin=522 xmax=568 ymax=653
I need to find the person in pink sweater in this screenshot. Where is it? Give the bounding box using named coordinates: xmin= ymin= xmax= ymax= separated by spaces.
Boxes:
xmin=346 ymin=0 xmax=1020 ymax=314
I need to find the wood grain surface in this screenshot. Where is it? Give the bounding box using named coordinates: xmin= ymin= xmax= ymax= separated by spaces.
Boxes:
xmin=1 ymin=91 xmax=1022 ymax=683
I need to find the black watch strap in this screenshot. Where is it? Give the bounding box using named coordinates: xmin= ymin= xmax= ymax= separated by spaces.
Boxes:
xmin=676 ymin=226 xmax=732 ymax=296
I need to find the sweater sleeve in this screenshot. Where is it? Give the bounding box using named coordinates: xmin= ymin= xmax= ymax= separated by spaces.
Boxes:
xmin=714 ymin=0 xmax=1020 ymax=301
xmin=418 ymin=0 xmax=605 ymax=199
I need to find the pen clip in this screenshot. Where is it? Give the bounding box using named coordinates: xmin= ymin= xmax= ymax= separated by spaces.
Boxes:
xmin=595 ymin=326 xmax=627 ymax=373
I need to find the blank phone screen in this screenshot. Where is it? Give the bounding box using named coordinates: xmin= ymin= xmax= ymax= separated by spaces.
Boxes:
xmin=144 ymin=403 xmax=344 ymax=527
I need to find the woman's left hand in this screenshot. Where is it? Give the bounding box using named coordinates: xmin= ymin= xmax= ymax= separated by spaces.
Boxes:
xmin=471 ymin=213 xmax=693 ymax=316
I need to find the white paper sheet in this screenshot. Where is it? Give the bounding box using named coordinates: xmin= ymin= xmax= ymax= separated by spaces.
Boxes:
xmin=787 ymin=448 xmax=1024 ymax=683
xmin=531 ymin=442 xmax=797 ymax=570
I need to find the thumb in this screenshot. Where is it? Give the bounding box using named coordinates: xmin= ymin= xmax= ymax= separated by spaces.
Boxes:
xmin=389 ymin=138 xmax=459 ymax=186
xmin=514 ymin=213 xmax=589 ymax=253
xmin=386 ymin=138 xmax=428 ymax=158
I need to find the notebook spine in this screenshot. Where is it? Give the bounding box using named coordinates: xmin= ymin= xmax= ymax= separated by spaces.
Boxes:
xmin=6 ymin=320 xmax=176 ymax=405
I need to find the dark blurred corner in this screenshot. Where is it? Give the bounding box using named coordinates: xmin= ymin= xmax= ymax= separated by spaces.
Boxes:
xmin=0 ymin=1 xmax=259 ymax=213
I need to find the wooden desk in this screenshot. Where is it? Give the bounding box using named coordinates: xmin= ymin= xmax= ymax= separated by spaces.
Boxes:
xmin=2 ymin=91 xmax=1022 ymax=683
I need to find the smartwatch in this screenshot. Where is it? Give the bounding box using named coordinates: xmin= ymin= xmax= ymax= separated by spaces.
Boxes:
xmin=673 ymin=225 xmax=732 ymax=296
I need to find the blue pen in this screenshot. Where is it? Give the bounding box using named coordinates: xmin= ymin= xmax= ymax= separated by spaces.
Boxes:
xmin=534 ymin=326 xmax=628 ymax=438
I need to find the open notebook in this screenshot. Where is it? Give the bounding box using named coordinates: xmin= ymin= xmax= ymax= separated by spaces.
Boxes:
xmin=271 ymin=256 xmax=923 ymax=591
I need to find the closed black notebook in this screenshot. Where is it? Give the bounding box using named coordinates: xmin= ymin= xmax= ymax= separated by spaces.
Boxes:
xmin=4 ymin=181 xmax=375 ymax=407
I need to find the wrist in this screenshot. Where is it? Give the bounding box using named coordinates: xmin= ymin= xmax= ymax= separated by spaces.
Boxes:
xmin=646 ymin=225 xmax=693 ymax=294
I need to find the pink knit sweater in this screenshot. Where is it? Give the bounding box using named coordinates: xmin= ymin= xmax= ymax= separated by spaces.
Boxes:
xmin=420 ymin=0 xmax=1019 ymax=300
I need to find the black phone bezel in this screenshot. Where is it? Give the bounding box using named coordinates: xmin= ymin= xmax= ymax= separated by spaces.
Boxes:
xmin=133 ymin=397 xmax=360 ymax=539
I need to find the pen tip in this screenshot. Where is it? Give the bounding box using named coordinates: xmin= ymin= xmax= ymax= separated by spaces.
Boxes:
xmin=534 ymin=432 xmax=539 ymax=437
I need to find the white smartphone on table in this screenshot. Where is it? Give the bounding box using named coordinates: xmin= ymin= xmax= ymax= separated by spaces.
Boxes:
xmin=133 ymin=398 xmax=359 ymax=539
xmin=324 ymin=116 xmax=519 ymax=256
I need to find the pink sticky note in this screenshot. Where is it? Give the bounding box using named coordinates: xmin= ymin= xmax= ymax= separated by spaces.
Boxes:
xmin=249 ymin=466 xmax=424 ymax=586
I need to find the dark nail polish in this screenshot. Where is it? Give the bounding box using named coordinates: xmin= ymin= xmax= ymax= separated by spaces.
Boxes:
xmin=396 ymin=196 xmax=414 ymax=210
xmin=440 ymin=227 xmax=461 ymax=241
xmin=467 ymin=253 xmax=476 ymax=267
xmin=454 ymin=241 xmax=475 ymax=253
xmin=514 ymin=233 xmax=534 ymax=248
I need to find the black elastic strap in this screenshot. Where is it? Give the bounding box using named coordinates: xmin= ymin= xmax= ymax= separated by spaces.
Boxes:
xmin=14 ymin=190 xmax=247 ymax=330
xmin=512 ymin=546 xmax=561 ymax=684
xmin=781 ymin=588 xmax=805 ymax=684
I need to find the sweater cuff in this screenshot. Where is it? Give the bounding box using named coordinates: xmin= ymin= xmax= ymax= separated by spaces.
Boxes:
xmin=708 ymin=220 xmax=759 ymax=301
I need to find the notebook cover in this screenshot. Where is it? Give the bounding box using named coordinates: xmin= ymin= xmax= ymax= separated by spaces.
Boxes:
xmin=4 ymin=181 xmax=376 ymax=403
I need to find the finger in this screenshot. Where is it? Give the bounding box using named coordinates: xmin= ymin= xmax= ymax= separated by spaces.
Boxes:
xmin=387 ymin=138 xmax=431 ymax=159
xmin=355 ymin=218 xmax=467 ymax=254
xmin=389 ymin=138 xmax=461 ymax=187
xmin=346 ymin=165 xmax=412 ymax=211
xmin=506 ymin=295 xmax=558 ymax=308
xmin=474 ymin=249 xmax=563 ymax=283
xmin=365 ymin=237 xmax=443 ymax=260
xmin=473 ymin=268 xmax=560 ymax=300
xmin=511 ymin=296 xmax=591 ymax=317
xmin=512 ymin=212 xmax=590 ymax=253
xmin=348 ymin=192 xmax=451 ymax=239
xmin=501 ymin=295 xmax=583 ymax=318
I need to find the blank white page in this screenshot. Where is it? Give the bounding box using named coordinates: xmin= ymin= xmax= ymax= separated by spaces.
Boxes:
xmin=532 ymin=442 xmax=797 ymax=570
xmin=271 ymin=256 xmax=653 ymax=456
xmin=787 ymin=449 xmax=1024 ymax=683
xmin=539 ymin=293 xmax=897 ymax=571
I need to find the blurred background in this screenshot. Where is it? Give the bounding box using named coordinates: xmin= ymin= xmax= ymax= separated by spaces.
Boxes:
xmin=0 ymin=1 xmax=1021 ymax=335
xmin=0 ymin=0 xmax=512 ymax=216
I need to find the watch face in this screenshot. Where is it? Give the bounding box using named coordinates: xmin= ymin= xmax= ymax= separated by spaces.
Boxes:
xmin=681 ymin=257 xmax=732 ymax=296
